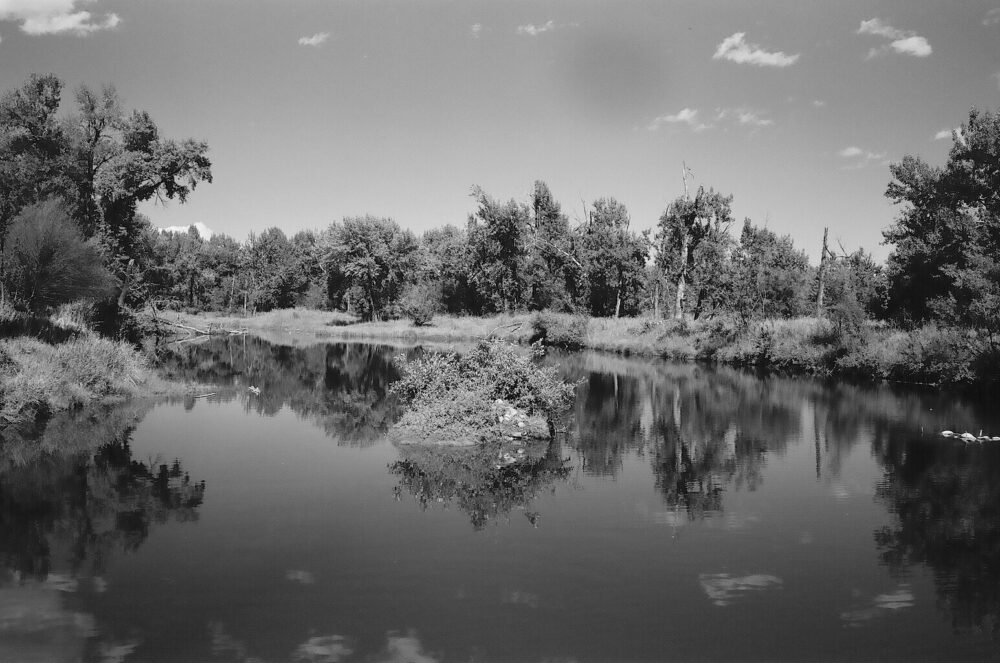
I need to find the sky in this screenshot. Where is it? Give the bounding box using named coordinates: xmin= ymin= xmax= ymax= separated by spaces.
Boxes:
xmin=1 ymin=0 xmax=998 ymax=261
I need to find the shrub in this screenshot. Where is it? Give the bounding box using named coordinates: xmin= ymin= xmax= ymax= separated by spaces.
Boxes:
xmin=2 ymin=199 xmax=114 ymax=313
xmin=400 ymin=282 xmax=442 ymax=327
xmin=530 ymin=311 xmax=588 ymax=350
xmin=389 ymin=338 xmax=577 ymax=445
xmin=888 ymin=325 xmax=977 ymax=385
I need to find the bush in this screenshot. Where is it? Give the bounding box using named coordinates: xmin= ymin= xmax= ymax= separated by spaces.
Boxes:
xmin=2 ymin=199 xmax=114 ymax=313
xmin=530 ymin=311 xmax=588 ymax=350
xmin=400 ymin=282 xmax=441 ymax=327
xmin=888 ymin=325 xmax=977 ymax=385
xmin=389 ymin=338 xmax=578 ymax=445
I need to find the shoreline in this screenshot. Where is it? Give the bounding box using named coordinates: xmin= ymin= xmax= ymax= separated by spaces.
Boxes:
xmin=163 ymin=308 xmax=998 ymax=390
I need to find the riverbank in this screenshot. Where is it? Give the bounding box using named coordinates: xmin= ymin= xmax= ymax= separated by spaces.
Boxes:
xmin=0 ymin=330 xmax=213 ymax=429
xmin=167 ymin=308 xmax=999 ymax=389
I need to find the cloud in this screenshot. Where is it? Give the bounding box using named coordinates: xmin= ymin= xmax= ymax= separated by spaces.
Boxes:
xmin=647 ymin=108 xmax=710 ymax=132
xmin=699 ymin=574 xmax=783 ymax=607
xmin=470 ymin=23 xmax=483 ymax=38
xmin=838 ymin=145 xmax=887 ymax=168
xmin=713 ymin=32 xmax=799 ymax=67
xmin=298 ymin=32 xmax=329 ymax=47
xmin=983 ymin=8 xmax=1000 ymax=26
xmin=857 ymin=18 xmax=932 ymax=58
xmin=934 ymin=128 xmax=954 ymax=140
xmin=716 ymin=107 xmax=774 ymax=127
xmin=516 ymin=20 xmax=555 ymax=36
xmin=0 ymin=1 xmax=121 ymax=36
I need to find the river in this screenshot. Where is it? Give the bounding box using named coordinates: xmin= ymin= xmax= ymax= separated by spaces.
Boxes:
xmin=1 ymin=337 xmax=998 ymax=661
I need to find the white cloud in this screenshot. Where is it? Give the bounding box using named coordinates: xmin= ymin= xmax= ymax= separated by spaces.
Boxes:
xmin=838 ymin=145 xmax=887 ymax=168
xmin=298 ymin=32 xmax=329 ymax=47
xmin=857 ymin=18 xmax=932 ymax=58
xmin=470 ymin=23 xmax=483 ymax=38
xmin=857 ymin=18 xmax=907 ymax=40
xmin=516 ymin=20 xmax=555 ymax=36
xmin=0 ymin=1 xmax=121 ymax=36
xmin=647 ymin=108 xmax=711 ymax=132
xmin=716 ymin=107 xmax=774 ymax=127
xmin=890 ymin=35 xmax=931 ymax=57
xmin=933 ymin=128 xmax=954 ymax=141
xmin=983 ymin=8 xmax=1000 ymax=26
xmin=713 ymin=32 xmax=799 ymax=67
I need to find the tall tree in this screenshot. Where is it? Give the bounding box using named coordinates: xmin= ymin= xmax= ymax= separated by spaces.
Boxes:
xmin=883 ymin=107 xmax=1000 ymax=332
xmin=465 ymin=186 xmax=531 ymax=313
xmin=578 ymin=197 xmax=649 ymax=317
xmin=656 ymin=186 xmax=734 ymax=319
xmin=322 ymin=216 xmax=419 ymax=320
xmin=526 ymin=181 xmax=583 ymax=312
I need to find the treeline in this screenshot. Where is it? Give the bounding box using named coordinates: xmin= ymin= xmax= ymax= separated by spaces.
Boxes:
xmin=2 ymin=72 xmax=998 ymax=347
xmin=142 ymin=182 xmax=885 ymax=328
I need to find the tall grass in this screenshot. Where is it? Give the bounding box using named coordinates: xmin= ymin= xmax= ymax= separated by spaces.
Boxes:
xmin=1 ymin=335 xmax=147 ymax=425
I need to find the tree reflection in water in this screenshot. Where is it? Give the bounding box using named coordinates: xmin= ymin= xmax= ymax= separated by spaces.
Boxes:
xmin=0 ymin=403 xmax=205 ymax=579
xmin=874 ymin=436 xmax=1000 ymax=638
xmin=389 ymin=438 xmax=571 ymax=530
xmin=156 ymin=337 xmax=405 ymax=444
xmin=0 ymin=403 xmax=206 ymax=661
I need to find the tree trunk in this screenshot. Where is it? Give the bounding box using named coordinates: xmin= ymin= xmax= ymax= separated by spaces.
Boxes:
xmin=674 ymin=231 xmax=690 ymax=320
xmin=816 ymin=227 xmax=829 ymax=317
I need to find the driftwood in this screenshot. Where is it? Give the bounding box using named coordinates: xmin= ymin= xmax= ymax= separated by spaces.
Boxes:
xmin=146 ymin=302 xmax=247 ymax=338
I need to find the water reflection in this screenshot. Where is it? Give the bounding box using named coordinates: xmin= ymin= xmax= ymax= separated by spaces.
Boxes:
xmin=874 ymin=436 xmax=1000 ymax=637
xmin=390 ymin=438 xmax=572 ymax=530
xmin=0 ymin=403 xmax=205 ymax=661
xmin=156 ymin=337 xmax=404 ymax=444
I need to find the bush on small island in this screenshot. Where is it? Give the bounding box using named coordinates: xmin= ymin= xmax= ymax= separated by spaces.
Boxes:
xmin=388 ymin=337 xmax=577 ymax=446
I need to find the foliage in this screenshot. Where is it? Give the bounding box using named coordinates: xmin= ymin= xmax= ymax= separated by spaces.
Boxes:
xmin=322 ymin=216 xmax=419 ymax=321
xmin=389 ymin=338 xmax=577 ymax=444
xmin=728 ymin=220 xmax=812 ymax=320
xmin=578 ymin=197 xmax=649 ymax=317
xmin=656 ymin=187 xmax=734 ymax=318
xmin=530 ymin=311 xmax=588 ymax=350
xmin=883 ymin=107 xmax=1000 ymax=333
xmin=0 ymin=335 xmax=147 ymax=425
xmin=465 ymin=187 xmax=532 ymax=313
xmin=400 ymin=281 xmax=441 ymax=326
xmin=2 ymin=199 xmax=114 ymax=313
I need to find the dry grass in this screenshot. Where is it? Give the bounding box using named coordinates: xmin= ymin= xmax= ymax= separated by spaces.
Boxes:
xmin=168 ymin=309 xmax=535 ymax=344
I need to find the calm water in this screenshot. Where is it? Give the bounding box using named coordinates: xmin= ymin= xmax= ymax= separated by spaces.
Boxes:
xmin=2 ymin=337 xmax=999 ymax=662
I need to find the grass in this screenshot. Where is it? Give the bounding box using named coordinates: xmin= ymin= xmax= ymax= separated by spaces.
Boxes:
xmin=0 ymin=306 xmax=220 ymax=429
xmin=171 ymin=307 xmax=1000 ymax=388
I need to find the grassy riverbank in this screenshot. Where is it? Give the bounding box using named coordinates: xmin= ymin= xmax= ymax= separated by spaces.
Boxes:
xmin=169 ymin=308 xmax=1000 ymax=388
xmin=0 ymin=309 xmax=215 ymax=429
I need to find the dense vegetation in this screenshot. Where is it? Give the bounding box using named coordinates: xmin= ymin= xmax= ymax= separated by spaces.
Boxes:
xmin=1 ymin=71 xmax=999 ymax=388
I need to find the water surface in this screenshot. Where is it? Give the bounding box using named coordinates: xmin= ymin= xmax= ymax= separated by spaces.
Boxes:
xmin=2 ymin=338 xmax=998 ymax=661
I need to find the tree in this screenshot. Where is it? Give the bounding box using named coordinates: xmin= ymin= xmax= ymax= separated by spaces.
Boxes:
xmin=465 ymin=187 xmax=532 ymax=313
xmin=1 ymin=199 xmax=114 ymax=313
xmin=578 ymin=198 xmax=650 ymax=317
xmin=322 ymin=216 xmax=420 ymax=320
xmin=526 ymin=181 xmax=583 ymax=312
xmin=0 ymin=74 xmax=213 ymax=308
xmin=727 ymin=220 xmax=812 ymax=320
xmin=883 ymin=107 xmax=1000 ymax=333
xmin=0 ymin=74 xmax=72 ymax=302
xmin=656 ymin=186 xmax=734 ymax=319
xmin=421 ymin=225 xmax=473 ymax=314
